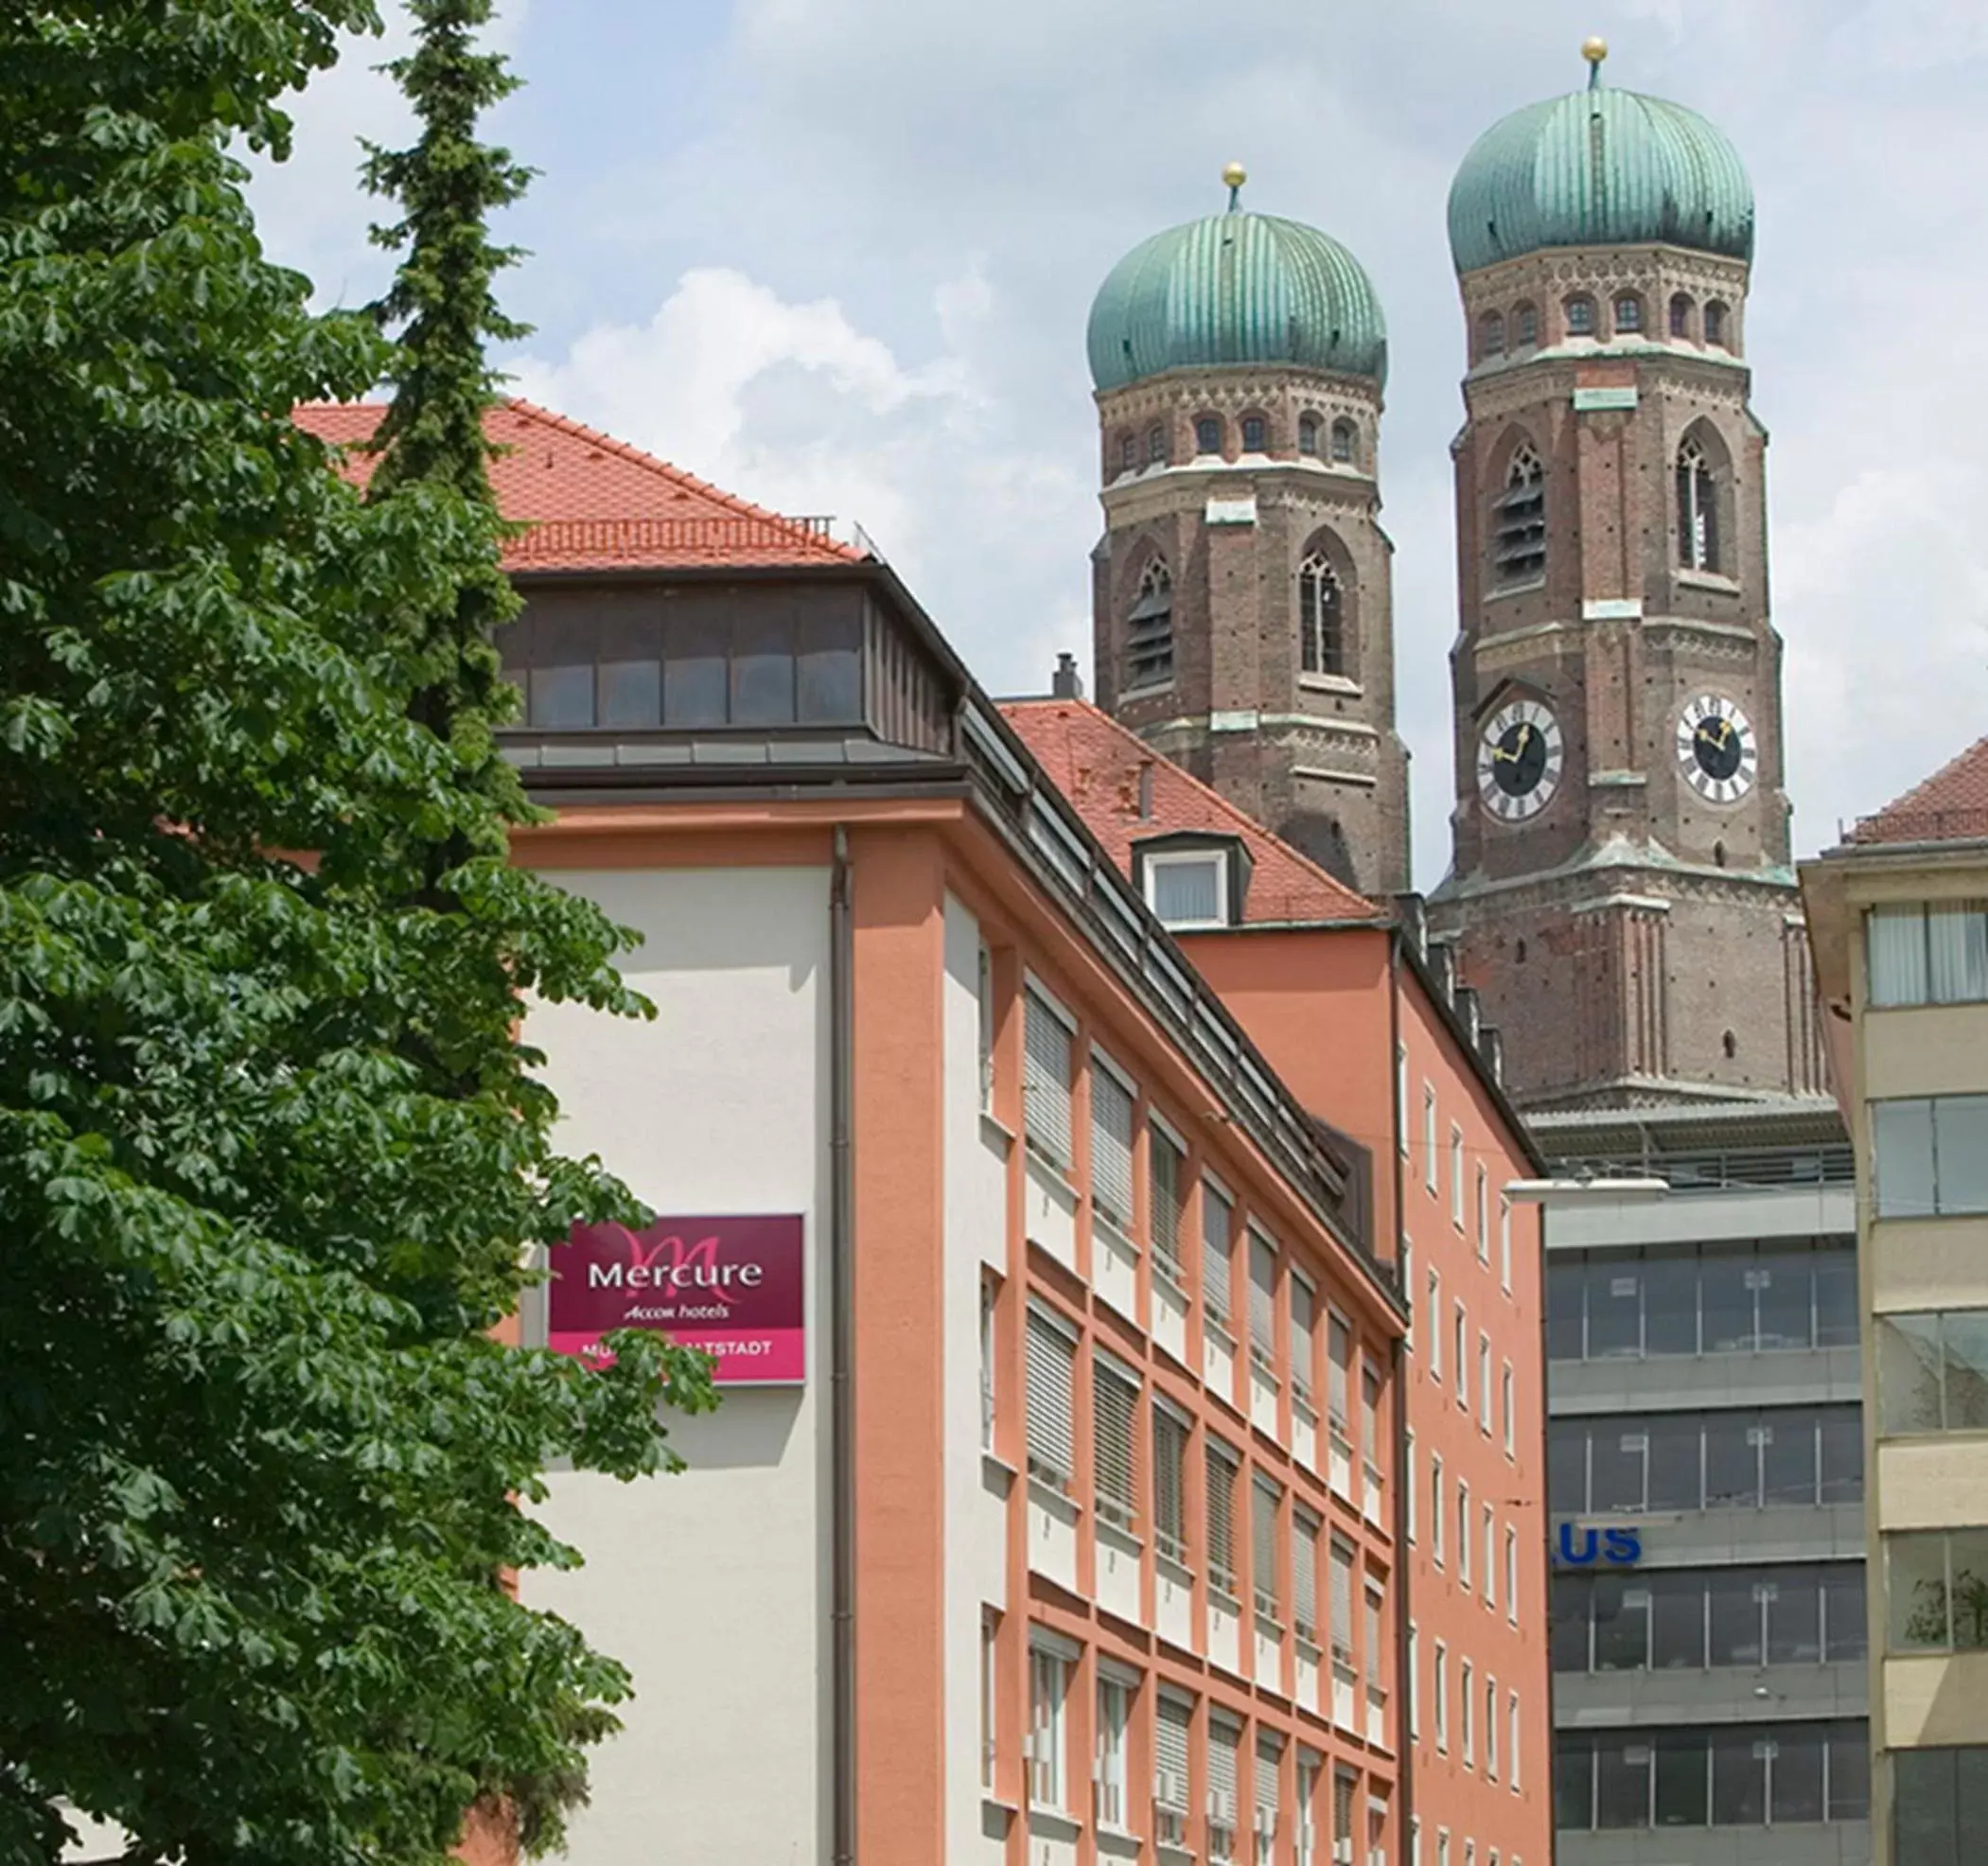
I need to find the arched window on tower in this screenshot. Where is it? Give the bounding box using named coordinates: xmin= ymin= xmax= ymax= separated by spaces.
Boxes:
xmin=1240 ymin=413 xmax=1268 ymax=454
xmin=1492 ymin=444 xmax=1546 ymax=585
xmin=1194 ymin=414 xmax=1224 ymax=456
xmin=1118 ymin=431 xmax=1136 ymax=474
xmin=1703 ymin=301 xmax=1729 ymax=347
xmin=1126 ymin=558 xmax=1174 ymax=691
xmin=1564 ymin=293 xmax=1597 ymax=338
xmin=1514 ymin=302 xmax=1539 ymax=347
xmin=1613 ymin=293 xmax=1644 ymax=335
xmin=1330 ymin=419 xmax=1357 ymax=466
xmin=1669 ymin=292 xmax=1694 ymax=339
xmin=1676 ymin=437 xmax=1721 ymax=573
xmin=1478 ymin=310 xmax=1505 ymax=360
xmin=1298 ymin=550 xmax=1347 ymax=677
xmin=1298 ymin=414 xmax=1321 ymax=457
xmin=1147 ymin=425 xmax=1169 ymax=466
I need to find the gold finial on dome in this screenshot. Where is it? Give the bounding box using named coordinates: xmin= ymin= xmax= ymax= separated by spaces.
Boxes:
xmin=1222 ymin=161 xmax=1247 ymax=210
xmin=1582 ymin=35 xmax=1608 ymax=83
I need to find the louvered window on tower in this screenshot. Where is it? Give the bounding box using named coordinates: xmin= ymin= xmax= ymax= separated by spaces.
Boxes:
xmin=1155 ymin=1696 xmax=1193 ymax=1845
xmin=1023 ymin=990 xmax=1073 ymax=1169
xmin=1090 ymin=1055 xmax=1135 ymax=1229
xmin=1127 ymin=559 xmax=1174 ymax=690
xmin=1150 ymin=1123 xmax=1185 ymax=1282
xmin=1025 ymin=1310 xmax=1076 ymax=1491
xmin=1493 ymin=446 xmax=1546 ymax=584
xmin=1249 ymin=1233 xmax=1278 ymax=1371
xmin=1293 ymin=1509 xmax=1321 ymax=1642
xmin=1205 ymin=1180 xmax=1235 ymax=1328
xmin=1208 ymin=1721 xmax=1241 ymax=1860
xmin=1298 ymin=552 xmax=1346 ymax=676
xmin=1253 ymin=1477 xmax=1282 ymax=1623
xmin=1676 ymin=438 xmax=1721 ymax=572
xmin=1153 ymin=1402 xmax=1188 ymax=1562
xmin=1207 ymin=1441 xmax=1240 ymax=1595
xmin=1093 ymin=1355 xmax=1139 ymax=1529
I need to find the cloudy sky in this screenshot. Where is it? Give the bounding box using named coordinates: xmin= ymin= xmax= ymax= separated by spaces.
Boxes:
xmin=249 ymin=0 xmax=1988 ymax=888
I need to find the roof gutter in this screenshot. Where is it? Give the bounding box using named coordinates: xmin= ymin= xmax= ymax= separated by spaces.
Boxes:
xmin=830 ymin=825 xmax=857 ymax=1866
xmin=1386 ymin=935 xmax=1416 ymax=1866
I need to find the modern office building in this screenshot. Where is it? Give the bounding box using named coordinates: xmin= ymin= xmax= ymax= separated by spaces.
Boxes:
xmin=1009 ymin=694 xmax=1557 ymax=1866
xmin=1536 ymin=1104 xmax=1869 ymax=1866
xmin=1803 ymin=737 xmax=1988 ymax=1866
xmin=304 ymin=398 xmax=1416 ymax=1866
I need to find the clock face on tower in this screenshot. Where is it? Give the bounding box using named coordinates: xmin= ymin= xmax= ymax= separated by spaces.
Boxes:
xmin=1676 ymin=695 xmax=1758 ymax=803
xmin=1476 ymin=697 xmax=1563 ymax=822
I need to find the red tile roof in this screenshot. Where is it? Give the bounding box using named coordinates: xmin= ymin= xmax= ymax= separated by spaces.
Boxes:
xmin=1000 ymin=698 xmax=1379 ymax=925
xmin=293 ymin=397 xmax=864 ymax=572
xmin=1849 ymin=736 xmax=1988 ymax=845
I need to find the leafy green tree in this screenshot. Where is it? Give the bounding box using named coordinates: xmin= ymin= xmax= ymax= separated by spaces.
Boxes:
xmin=0 ymin=9 xmax=713 ymax=1866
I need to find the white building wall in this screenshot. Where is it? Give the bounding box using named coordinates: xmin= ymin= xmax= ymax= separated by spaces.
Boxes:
xmin=943 ymin=895 xmax=1012 ymax=1862
xmin=520 ymin=865 xmax=830 ymax=1866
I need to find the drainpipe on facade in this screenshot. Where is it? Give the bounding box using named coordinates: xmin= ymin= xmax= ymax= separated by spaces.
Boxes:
xmin=831 ymin=825 xmax=857 ymax=1866
xmin=1387 ymin=931 xmax=1416 ymax=1866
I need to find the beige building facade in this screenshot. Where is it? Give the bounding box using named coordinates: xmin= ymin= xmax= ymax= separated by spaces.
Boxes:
xmin=1803 ymin=740 xmax=1988 ymax=1866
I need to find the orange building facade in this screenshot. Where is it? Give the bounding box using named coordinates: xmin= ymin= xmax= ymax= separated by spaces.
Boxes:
xmin=300 ymin=401 xmax=1547 ymax=1866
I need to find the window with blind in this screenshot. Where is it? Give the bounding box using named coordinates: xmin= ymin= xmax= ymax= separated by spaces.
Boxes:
xmin=1422 ymin=1084 xmax=1437 ymax=1189
xmin=1453 ymin=1304 xmax=1467 ymax=1405
xmin=1150 ymin=1122 xmax=1185 ymax=1282
xmin=1155 ymin=1694 xmax=1193 ymax=1842
xmin=1428 ymin=1269 xmax=1442 ymax=1379
xmin=1023 ymin=991 xmax=1074 ymax=1168
xmin=1482 ymin=1504 xmax=1496 ymax=1609
xmin=1029 ymin=1646 xmax=1066 ymax=1810
xmin=1205 ymin=1181 xmax=1235 ymax=1328
xmin=1868 ymin=901 xmax=1988 ymax=1007
xmin=1502 ymin=1364 xmax=1514 ymax=1455
xmin=1334 ymin=1770 xmax=1358 ymax=1861
xmin=1328 ymin=1313 xmax=1351 ymax=1431
xmin=1153 ymin=1403 xmax=1188 ymax=1563
xmin=1292 ymin=1274 xmax=1317 ymax=1402
xmin=1460 ymin=1660 xmax=1474 ymax=1766
xmin=1208 ymin=1721 xmax=1240 ymax=1859
xmin=1090 ymin=1053 xmax=1135 ymax=1228
xmin=1431 ymin=1454 xmax=1445 ymax=1564
xmin=1364 ymin=1582 xmax=1385 ymax=1688
xmin=1450 ymin=1126 xmax=1465 ymax=1226
xmin=1508 ymin=1692 xmax=1521 ymax=1788
xmin=1486 ymin=1677 xmax=1498 ymax=1779
xmin=1249 ymin=1232 xmax=1278 ymax=1369
xmin=1505 ymin=1528 xmax=1519 ymax=1624
xmin=976 ymin=942 xmax=994 ymax=1112
xmin=1293 ymin=1510 xmax=1321 ymax=1642
xmin=1330 ymin=1538 xmax=1356 ymax=1663
xmin=1025 ymin=1309 xmax=1076 ymax=1491
xmin=979 ymin=1276 xmax=996 ymax=1452
xmin=1297 ymin=1758 xmax=1321 ymax=1866
xmin=1479 ymin=1333 xmax=1493 ymax=1432
xmin=1475 ymin=1166 xmax=1488 ymax=1260
xmin=1253 ymin=1478 xmax=1282 ymax=1623
xmin=1457 ymin=1482 xmax=1471 ymax=1589
xmin=1095 ymin=1676 xmax=1130 ymax=1829
xmin=1255 ymin=1736 xmax=1282 ymax=1860
xmin=1207 ymin=1441 xmax=1240 ymax=1595
xmin=1434 ymin=1644 xmax=1449 ymax=1751
xmin=1363 ymin=1364 xmax=1382 ymax=1470
xmin=1093 ymin=1355 xmax=1139 ymax=1530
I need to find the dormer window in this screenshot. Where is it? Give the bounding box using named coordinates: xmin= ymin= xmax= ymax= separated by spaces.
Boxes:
xmin=1133 ymin=834 xmax=1248 ymax=931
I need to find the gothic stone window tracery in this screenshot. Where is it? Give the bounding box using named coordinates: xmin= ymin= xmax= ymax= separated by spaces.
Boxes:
xmin=1677 ymin=438 xmax=1721 ymax=573
xmin=1298 ymin=548 xmax=1347 ymax=677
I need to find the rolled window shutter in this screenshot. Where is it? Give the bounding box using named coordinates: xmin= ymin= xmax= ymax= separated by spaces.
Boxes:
xmin=1206 ymin=1441 xmax=1238 ymax=1592
xmin=1292 ymin=1276 xmax=1316 ymax=1399
xmin=1025 ymin=1311 xmax=1075 ymax=1486
xmin=1155 ymin=1697 xmax=1191 ymax=1808
xmin=1207 ymin=1722 xmax=1240 ymax=1819
xmin=1330 ymin=1539 xmax=1356 ymax=1661
xmin=1090 ymin=1060 xmax=1135 ymax=1223
xmin=1249 ymin=1233 xmax=1277 ymax=1355
xmin=1293 ymin=1512 xmax=1320 ymax=1639
xmin=1093 ymin=1357 xmax=1138 ymax=1525
xmin=1023 ymin=993 xmax=1073 ymax=1166
xmin=1204 ymin=1182 xmax=1233 ymax=1321
xmin=1256 ymin=1736 xmax=1282 ymax=1832
xmin=1328 ymin=1315 xmax=1351 ymax=1427
xmin=1153 ymin=1405 xmax=1188 ymax=1558
xmin=1253 ymin=1478 xmax=1280 ymax=1610
xmin=1150 ymin=1126 xmax=1185 ymax=1276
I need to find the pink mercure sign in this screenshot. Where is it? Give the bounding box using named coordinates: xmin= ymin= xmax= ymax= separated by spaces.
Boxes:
xmin=549 ymin=1215 xmax=805 ymax=1386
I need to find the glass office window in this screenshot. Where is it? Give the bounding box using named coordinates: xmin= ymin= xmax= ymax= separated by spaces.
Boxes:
xmin=1653 ymin=1732 xmax=1708 ymax=1828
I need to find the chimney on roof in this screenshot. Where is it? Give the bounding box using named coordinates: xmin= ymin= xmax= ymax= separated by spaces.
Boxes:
xmin=1052 ymin=652 xmax=1084 ymax=700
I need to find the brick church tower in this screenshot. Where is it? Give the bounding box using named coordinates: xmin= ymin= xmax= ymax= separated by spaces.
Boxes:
xmin=1428 ymin=44 xmax=1827 ymax=1110
xmin=1084 ymin=168 xmax=1412 ymax=899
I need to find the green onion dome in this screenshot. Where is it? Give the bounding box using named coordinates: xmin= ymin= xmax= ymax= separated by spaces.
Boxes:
xmin=1087 ymin=184 xmax=1388 ymax=393
xmin=1448 ymin=51 xmax=1754 ymax=275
